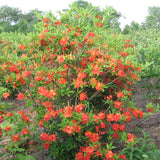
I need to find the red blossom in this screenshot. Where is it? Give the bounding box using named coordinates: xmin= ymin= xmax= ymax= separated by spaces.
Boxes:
xmin=132 ymin=109 xmax=143 ymax=119
xmin=95 ymin=82 xmax=103 ymax=91
xmin=117 ymin=91 xmax=124 ymax=98
xmin=114 ymin=113 xmax=122 ymax=122
xmin=39 ymin=120 xmax=45 ymax=128
xmin=85 ymin=146 xmax=94 ymax=156
xmin=74 ymin=125 xmax=81 ymax=133
xmin=74 ymin=103 xmax=84 ymax=113
xmin=17 ymin=93 xmax=24 ymax=100
xmin=105 ymin=150 xmax=114 ymax=159
xmin=107 ymin=114 xmax=114 ymax=122
xmin=40 ymin=133 xmax=49 ymax=141
xmin=12 ymin=135 xmax=19 ymax=141
xmin=58 ymin=78 xmax=67 ymax=84
xmin=3 ymin=92 xmax=10 ymax=99
xmin=18 ymin=44 xmax=26 ymax=50
xmin=92 ymin=65 xmax=100 ymax=75
xmin=76 ymin=152 xmax=84 ymax=160
xmin=43 ymin=142 xmax=50 ymax=150
xmin=77 ymin=72 xmax=86 ymax=79
xmin=127 ymin=133 xmax=135 ymax=142
xmin=113 ymin=132 xmax=119 ymax=139
xmin=79 ymin=92 xmax=87 ymax=101
xmin=57 ymin=55 xmax=65 ymax=63
xmin=44 ymin=113 xmax=52 ymax=122
xmin=54 ymin=20 xmax=61 ymax=26
xmin=112 ymin=123 xmax=119 ymax=131
xmin=7 ymin=112 xmax=13 ymax=117
xmin=59 ymin=37 xmax=67 ymax=46
xmin=96 ymin=22 xmax=103 ymax=27
xmin=64 ymin=106 xmax=73 ymax=118
xmin=62 ymin=125 xmax=74 ymax=135
xmin=81 ymin=113 xmax=89 ymax=124
xmin=114 ymin=101 xmax=121 ymax=109
xmin=5 ymin=126 xmax=11 ymax=131
xmin=21 ymin=115 xmax=30 ymax=123
xmin=118 ymin=70 xmax=125 ymax=77
xmin=42 ymin=18 xmax=50 ymax=23
xmin=48 ymin=134 xmax=56 ymax=142
xmin=18 ymin=110 xmax=24 ymax=115
xmin=75 ymin=79 xmax=83 ymax=88
xmin=22 ymin=128 xmax=30 ymax=135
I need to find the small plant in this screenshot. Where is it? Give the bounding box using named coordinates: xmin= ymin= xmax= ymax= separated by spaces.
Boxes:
xmin=121 ymin=131 xmax=156 ymax=160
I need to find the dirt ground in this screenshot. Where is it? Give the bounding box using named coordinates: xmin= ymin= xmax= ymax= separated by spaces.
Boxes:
xmin=129 ymin=78 xmax=160 ymax=147
xmin=0 ymin=77 xmax=160 ymax=160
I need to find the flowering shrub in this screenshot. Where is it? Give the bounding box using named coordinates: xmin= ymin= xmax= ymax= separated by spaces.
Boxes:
xmin=0 ymin=4 xmax=144 ymax=160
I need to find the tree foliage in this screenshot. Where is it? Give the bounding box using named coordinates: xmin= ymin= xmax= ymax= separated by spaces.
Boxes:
xmin=145 ymin=6 xmax=160 ymax=29
xmin=0 ymin=5 xmax=43 ymax=33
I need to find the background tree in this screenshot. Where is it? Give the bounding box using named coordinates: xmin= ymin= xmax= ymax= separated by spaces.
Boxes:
xmin=0 ymin=5 xmax=22 ymax=23
xmin=145 ymin=6 xmax=160 ymax=29
xmin=0 ymin=5 xmax=43 ymax=33
xmin=122 ymin=21 xmax=139 ymax=34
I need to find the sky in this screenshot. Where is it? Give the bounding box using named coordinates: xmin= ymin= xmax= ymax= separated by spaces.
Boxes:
xmin=1 ymin=0 xmax=160 ymax=28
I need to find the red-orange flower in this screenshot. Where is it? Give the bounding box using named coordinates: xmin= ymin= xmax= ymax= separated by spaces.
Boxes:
xmin=54 ymin=20 xmax=61 ymax=26
xmin=59 ymin=37 xmax=68 ymax=46
xmin=117 ymin=91 xmax=124 ymax=98
xmin=18 ymin=44 xmax=26 ymax=50
xmin=132 ymin=109 xmax=143 ymax=119
xmin=62 ymin=125 xmax=74 ymax=135
xmin=112 ymin=123 xmax=119 ymax=131
xmin=92 ymin=65 xmax=100 ymax=75
xmin=43 ymin=142 xmax=50 ymax=150
xmin=75 ymin=79 xmax=83 ymax=88
xmin=107 ymin=114 xmax=114 ymax=122
xmin=105 ymin=150 xmax=114 ymax=159
xmin=127 ymin=133 xmax=135 ymax=142
xmin=89 ymin=133 xmax=99 ymax=142
xmin=114 ymin=113 xmax=122 ymax=122
xmin=3 ymin=92 xmax=10 ymax=99
xmin=18 ymin=110 xmax=24 ymax=115
xmin=12 ymin=135 xmax=19 ymax=141
xmin=114 ymin=101 xmax=121 ymax=109
xmin=74 ymin=103 xmax=84 ymax=113
xmin=21 ymin=115 xmax=30 ymax=123
xmin=64 ymin=106 xmax=73 ymax=118
xmin=85 ymin=146 xmax=94 ymax=156
xmin=74 ymin=125 xmax=81 ymax=133
xmin=42 ymin=18 xmax=50 ymax=23
xmin=118 ymin=70 xmax=125 ymax=77
xmin=58 ymin=78 xmax=67 ymax=84
xmin=17 ymin=93 xmax=24 ymax=100
xmin=96 ymin=22 xmax=102 ymax=27
xmin=77 ymin=72 xmax=86 ymax=79
xmin=90 ymin=78 xmax=97 ymax=86
xmin=5 ymin=126 xmax=11 ymax=131
xmin=76 ymin=152 xmax=84 ymax=160
xmin=95 ymin=82 xmax=103 ymax=91
xmin=7 ymin=112 xmax=13 ymax=117
xmin=48 ymin=134 xmax=56 ymax=142
xmin=40 ymin=133 xmax=49 ymax=141
xmin=79 ymin=93 xmax=87 ymax=101
xmin=81 ymin=113 xmax=89 ymax=124
xmin=57 ymin=55 xmax=65 ymax=63
xmin=44 ymin=113 xmax=52 ymax=122
xmin=39 ymin=120 xmax=45 ymax=128
xmin=22 ymin=128 xmax=30 ymax=135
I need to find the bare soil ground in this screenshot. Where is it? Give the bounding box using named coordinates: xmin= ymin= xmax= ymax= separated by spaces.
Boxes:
xmin=0 ymin=78 xmax=160 ymax=160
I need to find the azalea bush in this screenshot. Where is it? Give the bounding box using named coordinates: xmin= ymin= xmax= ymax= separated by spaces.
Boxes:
xmin=0 ymin=3 xmax=147 ymax=160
